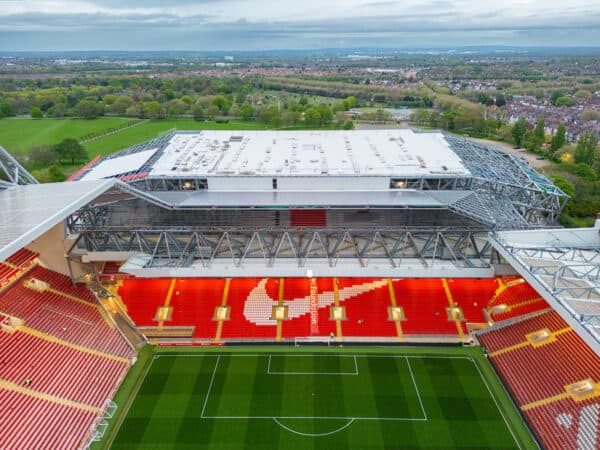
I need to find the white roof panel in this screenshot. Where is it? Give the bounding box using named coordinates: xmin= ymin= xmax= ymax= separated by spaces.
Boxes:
xmin=81 ymin=148 xmax=157 ymax=181
xmin=0 ymin=180 xmax=115 ymax=262
xmin=147 ymin=130 xmax=470 ymax=178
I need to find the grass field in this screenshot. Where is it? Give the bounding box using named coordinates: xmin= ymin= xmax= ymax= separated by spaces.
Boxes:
xmin=0 ymin=117 xmax=134 ymax=155
xmin=0 ymin=117 xmax=269 ymax=157
xmin=100 ymin=346 xmax=535 ymax=450
xmin=83 ymin=119 xmax=270 ymax=157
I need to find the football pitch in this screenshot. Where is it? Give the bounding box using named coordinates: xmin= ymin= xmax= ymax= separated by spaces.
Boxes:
xmin=105 ymin=348 xmax=536 ymax=449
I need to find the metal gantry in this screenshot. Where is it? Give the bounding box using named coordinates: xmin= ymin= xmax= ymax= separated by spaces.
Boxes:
xmin=70 ymin=226 xmax=491 ymax=270
xmin=491 ymin=236 xmax=600 ymax=353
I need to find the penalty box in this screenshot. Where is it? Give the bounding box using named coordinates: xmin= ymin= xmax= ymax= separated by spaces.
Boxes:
xmin=201 ymin=354 xmax=427 ymax=420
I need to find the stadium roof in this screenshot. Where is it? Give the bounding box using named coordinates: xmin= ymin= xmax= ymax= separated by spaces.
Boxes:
xmin=490 ymin=225 xmax=600 ymax=355
xmin=79 ymin=130 xmax=470 ymax=180
xmin=0 ymin=179 xmax=116 ymax=262
xmin=71 ymin=129 xmax=568 ymax=230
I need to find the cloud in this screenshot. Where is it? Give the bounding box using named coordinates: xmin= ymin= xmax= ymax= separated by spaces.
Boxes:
xmin=0 ymin=0 xmax=599 ymax=50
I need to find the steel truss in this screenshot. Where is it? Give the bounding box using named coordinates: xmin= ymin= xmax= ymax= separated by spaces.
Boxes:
xmin=71 ymin=227 xmax=491 ymax=270
xmin=444 ymin=133 xmax=568 ymax=226
xmin=500 ymin=244 xmax=600 ymax=327
xmin=0 ymin=145 xmax=38 ymax=186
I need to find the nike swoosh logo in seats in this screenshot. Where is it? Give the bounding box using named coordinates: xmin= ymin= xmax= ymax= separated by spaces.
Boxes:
xmin=243 ymin=279 xmax=388 ymax=325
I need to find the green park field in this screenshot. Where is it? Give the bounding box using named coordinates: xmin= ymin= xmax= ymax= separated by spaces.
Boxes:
xmin=0 ymin=117 xmax=269 ymax=157
xmin=99 ymin=346 xmax=535 ymax=450
xmin=0 ymin=117 xmax=135 ymax=155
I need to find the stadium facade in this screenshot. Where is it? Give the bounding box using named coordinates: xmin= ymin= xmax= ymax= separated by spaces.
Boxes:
xmin=59 ymin=129 xmax=567 ymax=279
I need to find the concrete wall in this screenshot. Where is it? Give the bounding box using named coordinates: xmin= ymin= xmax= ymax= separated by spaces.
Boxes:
xmin=26 ymin=222 xmax=85 ymax=279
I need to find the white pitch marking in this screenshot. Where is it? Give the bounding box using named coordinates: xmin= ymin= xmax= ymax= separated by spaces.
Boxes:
xmin=468 ymin=357 xmax=523 ymax=450
xmin=405 ymin=357 xmax=427 ymax=420
xmin=200 ymin=355 xmax=221 ymax=419
xmin=273 ymin=417 xmax=356 ymax=437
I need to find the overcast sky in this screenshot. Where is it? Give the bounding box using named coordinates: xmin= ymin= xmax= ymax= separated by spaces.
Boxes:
xmin=1 ymin=0 xmax=599 ymax=51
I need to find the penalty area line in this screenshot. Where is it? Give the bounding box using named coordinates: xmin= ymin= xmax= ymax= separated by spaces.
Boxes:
xmin=200 ymin=355 xmax=220 ymax=419
xmin=405 ymin=356 xmax=427 ymax=420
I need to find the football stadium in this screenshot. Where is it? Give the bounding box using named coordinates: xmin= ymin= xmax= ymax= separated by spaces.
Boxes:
xmin=0 ymin=129 xmax=599 ymax=449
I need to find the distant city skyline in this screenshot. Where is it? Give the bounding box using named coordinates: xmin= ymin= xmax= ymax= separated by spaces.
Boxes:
xmin=1 ymin=0 xmax=599 ymax=51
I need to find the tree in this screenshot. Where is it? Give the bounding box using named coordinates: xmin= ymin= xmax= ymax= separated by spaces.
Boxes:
xmin=211 ymin=96 xmax=230 ymax=114
xmin=582 ymin=109 xmax=600 ymax=122
xmin=342 ymin=96 xmax=357 ymax=110
xmin=574 ymin=130 xmax=598 ymax=165
xmin=320 ymin=105 xmax=334 ymax=124
xmin=550 ymin=124 xmax=567 ymax=152
xmin=143 ymin=101 xmax=164 ymax=120
xmin=109 ymin=96 xmax=134 ymax=115
xmin=48 ymin=165 xmax=66 ymax=182
xmin=192 ymin=103 xmax=205 ymax=121
xmin=48 ymin=102 xmax=67 ymax=118
xmin=534 ymin=118 xmax=545 ymax=144
xmin=28 ymin=145 xmax=59 ymax=168
xmin=555 ymin=96 xmax=574 ymax=107
xmin=511 ymin=117 xmax=528 ymax=147
xmin=298 ymin=96 xmax=308 ymax=106
xmin=0 ymin=102 xmax=15 ymax=118
xmin=30 ymin=107 xmax=43 ymax=119
xmin=54 ymin=138 xmax=88 ymax=165
xmin=550 ymin=175 xmax=574 ymax=216
xmin=342 ymin=120 xmax=354 ymax=130
xmin=304 ymin=107 xmax=321 ymax=126
xmin=240 ymin=103 xmax=253 ymax=120
xmin=495 ymin=93 xmax=506 ymax=107
xmin=207 ymin=104 xmax=220 ymax=118
xmin=551 ymin=90 xmax=564 ymax=105
xmin=75 ymin=100 xmax=102 ymax=119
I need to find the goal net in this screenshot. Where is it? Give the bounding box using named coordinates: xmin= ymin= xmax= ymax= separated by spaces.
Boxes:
xmin=294 ymin=336 xmax=340 ymax=347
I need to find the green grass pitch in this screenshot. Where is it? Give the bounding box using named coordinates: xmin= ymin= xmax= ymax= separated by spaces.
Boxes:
xmin=103 ymin=347 xmax=536 ymax=449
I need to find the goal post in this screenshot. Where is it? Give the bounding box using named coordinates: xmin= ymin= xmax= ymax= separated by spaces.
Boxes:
xmin=294 ymin=336 xmax=340 ymax=347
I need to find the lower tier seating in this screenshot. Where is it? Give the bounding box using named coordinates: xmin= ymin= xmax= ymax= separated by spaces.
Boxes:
xmin=525 ymin=397 xmax=599 ymax=450
xmin=478 ymin=310 xmax=600 ymax=450
xmin=0 ymin=330 xmax=129 ymax=407
xmin=0 ymin=388 xmax=97 ymax=450
xmin=0 ymin=273 xmax=132 ymax=358
xmin=0 ymin=263 xmax=134 ymax=449
xmin=118 ymin=276 xmax=514 ymax=340
xmin=0 ymin=248 xmax=38 ymax=290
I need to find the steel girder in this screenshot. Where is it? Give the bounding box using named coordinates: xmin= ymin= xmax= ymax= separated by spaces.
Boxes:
xmin=501 ymin=244 xmax=600 ymax=321
xmin=0 ymin=145 xmax=38 ymax=185
xmin=73 ymin=227 xmax=491 ymax=270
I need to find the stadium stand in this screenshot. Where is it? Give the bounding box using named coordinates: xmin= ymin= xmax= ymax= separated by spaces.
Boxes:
xmin=115 ymin=276 xmax=525 ymax=341
xmin=0 ymin=388 xmax=97 ymax=450
xmin=0 ymin=260 xmax=134 ymax=449
xmin=486 ymin=277 xmax=549 ymax=322
xmin=0 ymin=248 xmax=38 ymax=291
xmin=0 ymin=330 xmax=129 ymax=407
xmin=478 ymin=310 xmax=600 ymax=450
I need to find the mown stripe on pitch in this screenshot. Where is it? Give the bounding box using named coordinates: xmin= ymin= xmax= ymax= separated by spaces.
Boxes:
xmin=175 ymin=355 xmax=220 ymax=446
xmin=244 ymin=355 xmax=284 ymax=449
xmin=313 ymin=355 xmax=351 ymax=450
xmin=367 ymin=357 xmax=419 ymax=449
xmin=454 ymin=359 xmax=515 ymax=448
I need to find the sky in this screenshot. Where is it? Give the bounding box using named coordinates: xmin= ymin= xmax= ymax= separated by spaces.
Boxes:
xmin=0 ymin=0 xmax=599 ymax=51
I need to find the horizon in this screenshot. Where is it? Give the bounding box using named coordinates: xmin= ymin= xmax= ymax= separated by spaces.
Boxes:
xmin=1 ymin=0 xmax=600 ymax=51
